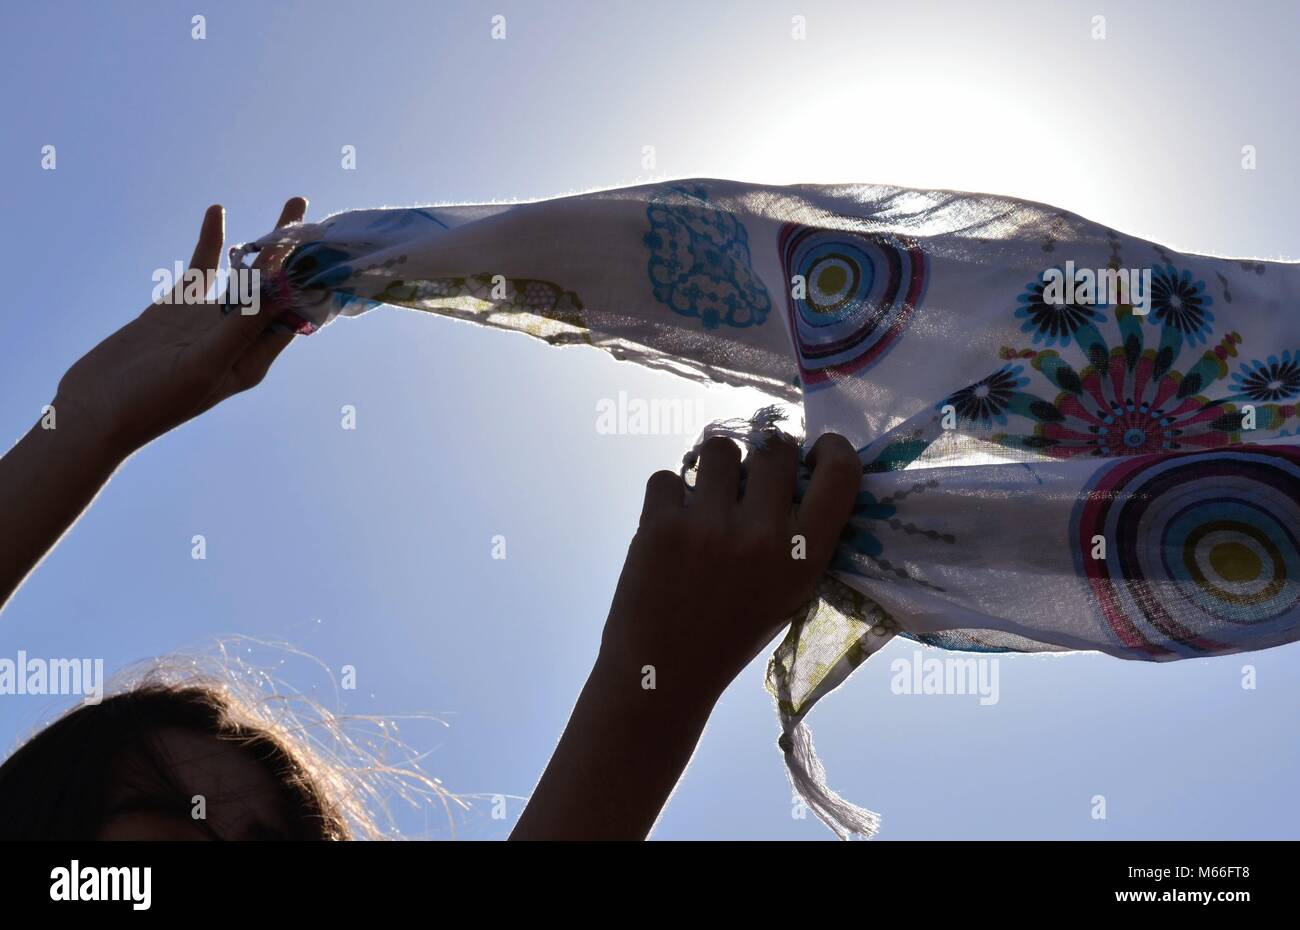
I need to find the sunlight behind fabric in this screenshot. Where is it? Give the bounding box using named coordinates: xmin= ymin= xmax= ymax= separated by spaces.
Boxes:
xmin=233 ymin=180 xmax=1300 ymax=838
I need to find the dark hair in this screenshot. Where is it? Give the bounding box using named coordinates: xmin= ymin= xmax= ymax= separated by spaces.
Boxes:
xmin=0 ymin=683 xmax=349 ymax=840
xmin=0 ymin=647 xmax=458 ymax=840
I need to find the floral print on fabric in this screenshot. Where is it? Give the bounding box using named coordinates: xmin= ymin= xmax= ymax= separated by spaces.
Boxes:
xmin=937 ymin=265 xmax=1298 ymax=458
xmin=644 ymin=185 xmax=772 ymax=330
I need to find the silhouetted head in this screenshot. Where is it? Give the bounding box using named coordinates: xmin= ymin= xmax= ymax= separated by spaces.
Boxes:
xmin=0 ymin=682 xmax=349 ymax=839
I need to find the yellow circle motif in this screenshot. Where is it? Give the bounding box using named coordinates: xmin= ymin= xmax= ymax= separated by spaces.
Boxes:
xmin=1208 ymin=541 xmax=1262 ymax=583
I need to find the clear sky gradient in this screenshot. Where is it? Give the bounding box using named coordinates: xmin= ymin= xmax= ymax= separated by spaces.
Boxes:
xmin=2 ymin=0 xmax=1297 ymax=839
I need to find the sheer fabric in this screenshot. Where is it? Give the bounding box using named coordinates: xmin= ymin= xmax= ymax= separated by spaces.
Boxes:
xmin=234 ymin=180 xmax=1300 ymax=836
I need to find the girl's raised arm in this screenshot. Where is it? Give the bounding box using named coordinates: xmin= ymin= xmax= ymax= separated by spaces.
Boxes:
xmin=0 ymin=198 xmax=307 ymax=610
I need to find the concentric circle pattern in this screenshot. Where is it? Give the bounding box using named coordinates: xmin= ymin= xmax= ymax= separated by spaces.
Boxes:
xmin=1074 ymin=445 xmax=1300 ymax=657
xmin=779 ymin=224 xmax=927 ymax=388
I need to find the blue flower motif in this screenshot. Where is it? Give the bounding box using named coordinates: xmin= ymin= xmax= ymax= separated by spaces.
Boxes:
xmin=1149 ymin=264 xmax=1213 ymax=344
xmin=1231 ymin=351 xmax=1300 ymax=401
xmin=1014 ymin=272 xmax=1101 ymax=347
xmin=939 ymin=365 xmax=1028 ymax=425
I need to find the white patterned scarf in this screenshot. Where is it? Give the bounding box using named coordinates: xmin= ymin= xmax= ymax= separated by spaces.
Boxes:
xmin=233 ymin=180 xmax=1300 ymax=838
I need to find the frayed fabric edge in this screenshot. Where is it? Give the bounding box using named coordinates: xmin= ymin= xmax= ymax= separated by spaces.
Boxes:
xmin=682 ymin=406 xmax=887 ymax=840
xmin=779 ymin=719 xmax=882 ymax=840
xmin=680 ymin=404 xmax=799 ymax=480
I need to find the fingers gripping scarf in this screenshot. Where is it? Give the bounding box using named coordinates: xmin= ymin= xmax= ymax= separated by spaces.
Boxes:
xmin=233 ymin=180 xmax=1300 ymax=838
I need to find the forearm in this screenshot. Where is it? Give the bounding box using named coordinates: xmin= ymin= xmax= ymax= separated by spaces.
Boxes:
xmin=510 ymin=644 xmax=719 ymax=840
xmin=0 ymin=400 xmax=126 ymax=610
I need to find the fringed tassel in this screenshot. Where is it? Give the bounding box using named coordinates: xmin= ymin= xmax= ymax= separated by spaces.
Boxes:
xmin=680 ymin=404 xmax=798 ymax=480
xmin=780 ymin=721 xmax=880 ymax=840
xmin=685 ymin=405 xmax=882 ymax=839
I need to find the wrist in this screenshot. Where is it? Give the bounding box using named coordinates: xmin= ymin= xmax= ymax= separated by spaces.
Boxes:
xmin=47 ymin=393 xmax=135 ymax=465
xmin=34 ymin=396 xmax=131 ymax=475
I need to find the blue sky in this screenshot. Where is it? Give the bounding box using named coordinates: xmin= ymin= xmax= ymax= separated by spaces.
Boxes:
xmin=2 ymin=0 xmax=1297 ymax=839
